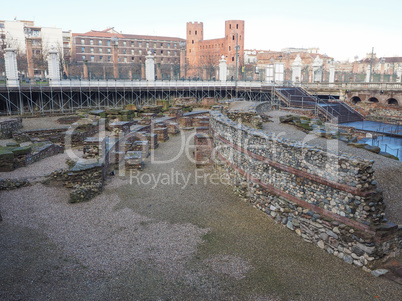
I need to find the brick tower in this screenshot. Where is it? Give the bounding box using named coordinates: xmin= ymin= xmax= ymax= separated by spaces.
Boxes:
xmin=186 ymin=22 xmax=204 ymax=67
xmin=225 ymin=20 xmax=245 ymax=66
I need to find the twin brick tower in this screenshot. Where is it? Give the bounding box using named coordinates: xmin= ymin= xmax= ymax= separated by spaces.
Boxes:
xmin=186 ymin=20 xmax=244 ymax=76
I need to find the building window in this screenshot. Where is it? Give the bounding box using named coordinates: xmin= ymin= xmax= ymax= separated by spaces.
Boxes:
xmin=174 ymin=51 xmax=177 ymax=56
xmin=91 ymin=56 xmax=94 ymax=61
xmin=107 ymin=48 xmax=111 ymax=53
xmin=189 ymin=49 xmax=191 ymax=53
xmin=99 ymin=48 xmax=102 ymax=53
xmin=146 ymin=42 xmax=149 ymax=48
xmin=99 ymin=40 xmax=102 ymax=46
xmin=160 ymin=43 xmax=163 ymax=47
xmin=124 ymin=57 xmax=127 ymax=62
xmin=189 ymin=30 xmax=191 ymax=35
xmin=167 ymin=43 xmax=170 ymax=48
xmin=174 ymin=44 xmax=177 ymax=48
xmin=107 ymin=40 xmax=110 ymax=46
xmin=90 ymin=48 xmax=94 ymax=53
xmin=154 ymin=43 xmax=156 ymax=48
xmin=100 ymin=56 xmax=103 ymax=60
xmin=132 ymin=57 xmax=134 ymax=61
xmin=168 ymin=51 xmax=170 ymax=55
xmin=232 ymin=35 xmax=235 ymax=41
xmin=81 ymin=47 xmax=85 ymax=53
xmin=108 ymin=56 xmax=111 ymax=62
xmin=232 ymin=57 xmax=234 ymax=61
xmin=82 ymin=55 xmax=85 ymax=60
xmin=123 ymin=41 xmax=126 ymax=46
xmin=139 ymin=42 xmax=142 ymax=47
xmin=123 ymin=49 xmax=126 ymax=54
xmin=81 ymin=39 xmax=85 ymax=45
xmin=192 ymin=40 xmax=194 ymax=44
xmin=229 ymin=46 xmax=231 ymax=51
xmin=131 ymin=49 xmax=134 ymax=54
xmin=90 ymin=39 xmax=93 ymax=45
xmin=161 ymin=50 xmax=163 ymax=55
xmin=139 ymin=50 xmax=142 ymax=55
xmin=131 ymin=41 xmax=134 ymax=46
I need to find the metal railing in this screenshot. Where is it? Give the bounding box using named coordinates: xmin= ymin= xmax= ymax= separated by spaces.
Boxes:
xmin=2 ymin=78 xmax=272 ymax=89
xmin=371 ymin=139 xmax=401 ymax=159
xmin=299 ymin=82 xmax=402 ymax=91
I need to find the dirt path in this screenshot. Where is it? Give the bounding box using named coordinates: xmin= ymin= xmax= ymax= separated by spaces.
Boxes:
xmin=0 ymin=130 xmax=401 ymax=300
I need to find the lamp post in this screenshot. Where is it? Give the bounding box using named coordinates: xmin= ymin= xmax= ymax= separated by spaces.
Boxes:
xmin=369 ymin=47 xmax=374 ymax=82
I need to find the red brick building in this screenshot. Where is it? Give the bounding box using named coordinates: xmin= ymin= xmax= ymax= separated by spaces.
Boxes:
xmin=186 ymin=20 xmax=244 ymax=78
xmin=70 ymin=28 xmax=185 ymax=79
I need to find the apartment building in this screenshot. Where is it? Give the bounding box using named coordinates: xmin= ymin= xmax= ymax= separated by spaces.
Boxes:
xmin=71 ymin=28 xmax=185 ymax=65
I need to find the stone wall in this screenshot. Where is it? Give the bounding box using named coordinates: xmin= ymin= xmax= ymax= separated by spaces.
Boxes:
xmin=0 ymin=118 xmax=23 ymax=139
xmin=366 ymin=107 xmax=402 ymax=125
xmin=210 ymin=112 xmax=398 ymax=270
xmin=351 ymin=102 xmax=402 ymax=125
xmin=280 ymin=107 xmax=317 ymax=119
xmin=226 ymin=102 xmax=271 ymax=130
xmin=0 ymin=142 xmax=64 ymax=172
xmin=48 ymin=161 xmax=105 ymax=203
xmin=13 ymin=123 xmax=99 ymax=146
xmin=0 ymin=177 xmax=30 ymax=190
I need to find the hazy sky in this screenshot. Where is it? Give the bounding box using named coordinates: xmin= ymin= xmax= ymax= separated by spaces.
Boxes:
xmin=3 ymin=0 xmax=401 ymax=61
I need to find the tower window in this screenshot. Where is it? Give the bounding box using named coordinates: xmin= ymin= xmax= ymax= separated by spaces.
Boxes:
xmin=195 ymin=30 xmax=197 ymax=35
xmin=232 ymin=57 xmax=234 ymax=61
xmin=236 ymin=24 xmax=238 ymax=29
xmin=192 ymin=40 xmax=194 ymax=44
xmin=233 ymin=35 xmax=235 ymax=41
xmin=189 ymin=30 xmax=191 ymax=35
xmin=229 ymin=24 xmax=231 ymax=29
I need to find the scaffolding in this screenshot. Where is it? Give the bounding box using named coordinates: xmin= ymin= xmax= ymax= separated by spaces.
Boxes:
xmin=0 ymin=80 xmax=274 ymax=115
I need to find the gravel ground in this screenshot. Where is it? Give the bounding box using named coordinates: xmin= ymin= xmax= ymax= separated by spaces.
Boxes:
xmin=0 ymin=129 xmax=401 ymax=300
xmin=19 ymin=116 xmax=74 ymax=130
xmin=263 ymin=110 xmax=402 ymax=225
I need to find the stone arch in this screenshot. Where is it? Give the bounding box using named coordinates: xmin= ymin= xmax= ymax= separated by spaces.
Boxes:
xmin=351 ymin=96 xmax=361 ymax=104
xmin=368 ymin=97 xmax=379 ymax=103
xmin=387 ymin=98 xmax=399 ymax=105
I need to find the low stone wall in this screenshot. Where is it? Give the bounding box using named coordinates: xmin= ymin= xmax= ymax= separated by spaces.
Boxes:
xmin=366 ymin=107 xmax=402 ymax=125
xmin=210 ymin=112 xmax=398 ymax=270
xmin=0 ymin=142 xmax=64 ymax=171
xmin=0 ymin=177 xmax=30 ymax=190
xmin=280 ymin=107 xmax=317 ymax=119
xmin=48 ymin=161 xmax=105 ymax=203
xmin=13 ymin=123 xmax=99 ymax=146
xmin=351 ymin=103 xmax=402 ymax=125
xmin=0 ymin=118 xmax=23 ymax=139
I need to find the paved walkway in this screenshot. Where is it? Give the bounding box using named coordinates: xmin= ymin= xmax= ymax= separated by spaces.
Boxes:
xmin=0 ymin=130 xmax=401 ymax=300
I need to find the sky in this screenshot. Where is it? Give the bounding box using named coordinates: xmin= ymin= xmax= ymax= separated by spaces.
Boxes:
xmin=2 ymin=0 xmax=401 ymax=61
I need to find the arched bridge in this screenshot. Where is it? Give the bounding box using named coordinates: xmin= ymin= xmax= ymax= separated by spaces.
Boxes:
xmin=301 ymin=82 xmax=402 ymax=106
